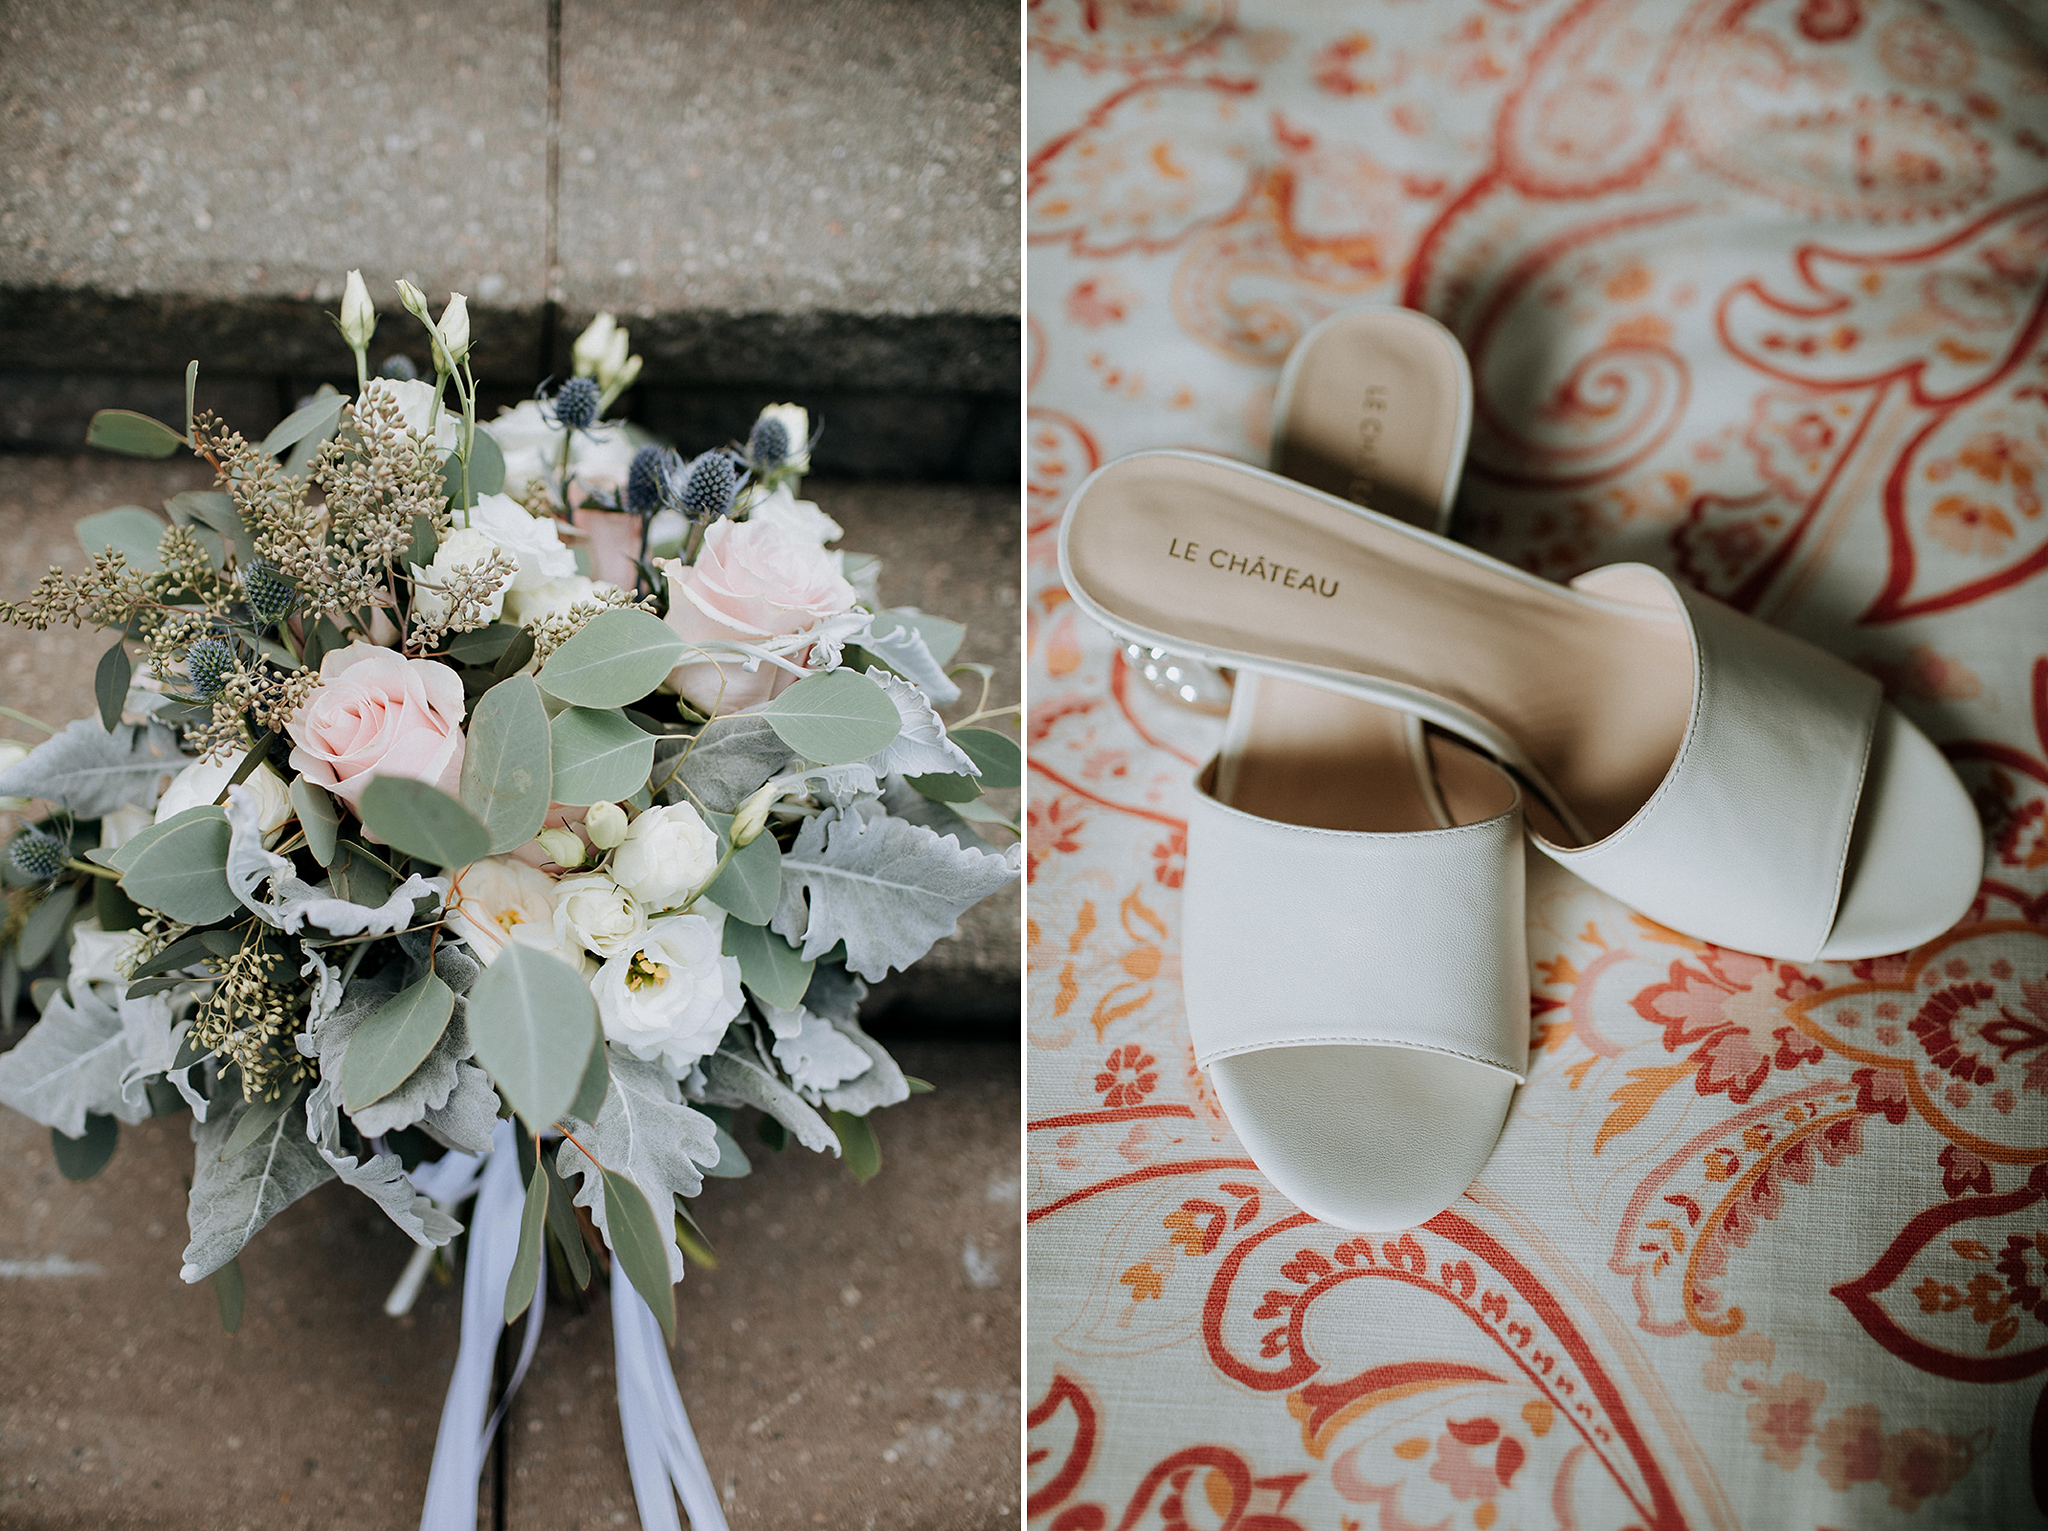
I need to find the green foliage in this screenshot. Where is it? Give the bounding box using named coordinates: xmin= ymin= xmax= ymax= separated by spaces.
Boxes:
xmin=339 ymin=973 xmax=455 ymax=1111
xmin=950 ymin=727 xmax=1020 ymax=789
xmin=289 ymin=778 xmax=339 ymax=867
xmin=120 ymin=807 xmax=237 ymax=925
xmin=601 ymin=1168 xmax=676 ymax=1342
xmin=504 ymin=1152 xmax=549 ymax=1325
xmin=761 ymin=670 xmax=902 ymax=766
xmin=358 ymin=777 xmax=489 ymax=870
xmin=87 ymin=409 xmax=183 ymax=458
xmin=723 ymin=918 xmax=814 ymax=1010
xmin=828 ymin=1109 xmax=881 ymax=1184
xmin=702 ymin=809 xmax=780 ymax=926
xmin=459 ymin=675 xmax=552 ymax=854
xmin=466 ymin=944 xmax=599 ymax=1132
xmin=535 ymin=609 xmax=685 ymax=708
xmin=94 ymin=641 xmax=132 ymax=733
xmin=548 ymin=707 xmax=655 ymax=806
xmin=51 ymin=1114 xmax=118 ymax=1181
xmin=76 ymin=508 xmax=169 ymax=573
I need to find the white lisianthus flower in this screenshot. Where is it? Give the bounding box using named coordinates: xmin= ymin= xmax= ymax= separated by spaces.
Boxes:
xmin=553 ymin=873 xmax=648 ymax=959
xmin=502 ymin=574 xmax=610 ymax=629
xmin=448 ymin=855 xmax=591 ymax=971
xmin=591 ymin=911 xmax=744 ymax=1071
xmin=754 ymin=403 xmax=810 ymax=474
xmin=340 ymin=269 xmax=377 ymax=351
xmin=100 ymin=804 xmax=154 ymax=850
xmin=745 ymin=484 xmax=842 ymax=545
xmin=0 ymin=739 xmax=31 ymax=811
xmin=410 ymin=526 xmax=513 ymax=626
xmin=469 ymin=493 xmax=577 ymax=592
xmin=609 ymin=802 xmax=720 ymax=910
xmin=67 ymin=919 xmax=142 ymax=1005
xmin=572 ymin=312 xmax=617 ymax=378
xmin=485 ymin=400 xmax=639 ymax=508
xmin=156 ymin=749 xmax=291 ymax=832
xmin=363 ymin=377 xmax=460 ymax=455
xmin=433 ymin=292 xmax=470 ymax=369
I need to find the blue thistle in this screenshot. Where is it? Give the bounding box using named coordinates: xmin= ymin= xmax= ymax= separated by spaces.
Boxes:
xmin=679 ymin=452 xmax=745 ymax=522
xmin=539 ymin=375 xmax=602 ymax=434
xmin=748 ymin=416 xmax=790 ymax=471
xmin=186 ymin=636 xmax=233 ymax=697
xmin=242 ymin=564 xmax=296 ymax=628
xmin=627 ymin=445 xmax=681 ymax=516
xmin=8 ymin=831 xmax=66 ymax=883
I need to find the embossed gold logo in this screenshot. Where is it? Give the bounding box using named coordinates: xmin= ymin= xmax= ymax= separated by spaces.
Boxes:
xmin=1166 ymin=538 xmax=1339 ymax=598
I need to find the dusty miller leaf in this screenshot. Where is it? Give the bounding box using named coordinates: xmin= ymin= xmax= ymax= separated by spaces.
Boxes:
xmin=319 ymin=1145 xmax=462 ymax=1248
xmin=0 ymin=718 xmax=180 ymax=818
xmin=697 ymin=1049 xmax=838 ymax=1155
xmin=181 ymin=1098 xmax=334 ymax=1281
xmin=860 ymin=668 xmax=975 ymax=780
xmin=555 ymin=1052 xmax=720 ymax=1282
xmin=0 ymin=989 xmax=152 ymax=1137
xmin=226 ymin=786 xmax=447 ymax=935
xmin=662 ymin=714 xmax=794 ymax=813
xmin=772 ymin=807 xmax=1020 ymax=982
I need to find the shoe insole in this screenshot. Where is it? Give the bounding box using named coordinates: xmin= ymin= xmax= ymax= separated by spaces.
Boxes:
xmin=1273 ymin=307 xmax=1470 ymax=527
xmin=1068 ymin=452 xmax=1695 ymax=846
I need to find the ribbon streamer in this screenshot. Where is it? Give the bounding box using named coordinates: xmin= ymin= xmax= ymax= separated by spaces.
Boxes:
xmin=417 ymin=1120 xmax=546 ymax=1531
xmin=612 ymin=1259 xmax=729 ymax=1531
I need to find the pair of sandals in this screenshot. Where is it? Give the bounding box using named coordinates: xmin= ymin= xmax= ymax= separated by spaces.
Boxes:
xmin=1057 ymin=307 xmax=1984 ymax=1232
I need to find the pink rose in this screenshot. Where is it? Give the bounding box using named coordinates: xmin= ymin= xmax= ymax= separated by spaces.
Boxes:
xmin=570 ymin=506 xmax=644 ymax=590
xmin=286 ymin=642 xmax=467 ymax=813
xmin=662 ymin=517 xmax=857 ymax=714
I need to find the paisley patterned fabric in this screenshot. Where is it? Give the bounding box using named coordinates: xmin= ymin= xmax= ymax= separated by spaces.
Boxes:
xmin=1025 ymin=3 xmax=2048 ymax=1525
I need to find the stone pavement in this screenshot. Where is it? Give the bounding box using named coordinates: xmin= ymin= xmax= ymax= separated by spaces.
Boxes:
xmin=0 ymin=453 xmax=1021 ymax=1526
xmin=0 ymin=0 xmax=1020 ymax=476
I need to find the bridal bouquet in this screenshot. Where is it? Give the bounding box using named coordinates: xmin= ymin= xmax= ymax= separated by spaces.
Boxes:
xmin=0 ymin=280 xmax=1018 ymax=1524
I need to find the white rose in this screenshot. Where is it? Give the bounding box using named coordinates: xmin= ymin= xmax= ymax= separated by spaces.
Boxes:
xmin=362 ymin=377 xmax=459 ymax=455
xmin=745 ymin=484 xmax=842 ymax=545
xmin=502 ymin=574 xmax=607 ymax=629
xmin=448 ymin=855 xmax=591 ymax=971
xmin=156 ymin=749 xmax=291 ymax=832
xmin=410 ymin=526 xmax=512 ymax=627
xmin=590 ymin=911 xmax=744 ymax=1071
xmin=469 ymin=493 xmax=577 ymax=592
xmin=609 ymin=803 xmax=720 ymax=910
xmin=553 ymin=873 xmax=647 ymax=959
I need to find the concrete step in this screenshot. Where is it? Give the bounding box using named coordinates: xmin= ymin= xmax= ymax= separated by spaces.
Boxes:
xmin=0 ymin=0 xmax=1019 ymax=478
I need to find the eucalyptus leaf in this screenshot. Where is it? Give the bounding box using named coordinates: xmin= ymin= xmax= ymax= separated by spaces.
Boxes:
xmin=289 ymin=778 xmax=339 ymax=867
xmin=459 ymin=674 xmax=552 ymax=854
xmin=167 ymin=491 xmax=255 ymax=564
xmin=568 ymin=1033 xmax=609 ymax=1124
xmin=723 ymin=918 xmax=814 ymax=1010
xmin=907 ymin=771 xmax=980 ymax=804
xmin=77 ymin=508 xmax=168 ymax=573
xmin=87 ymin=409 xmax=182 ymax=459
xmin=540 ymin=1154 xmax=592 ymax=1290
xmin=504 ymin=1154 xmax=549 ymax=1325
xmin=536 ymin=609 xmax=685 ymax=709
xmin=214 ymin=1258 xmax=244 ymax=1334
xmin=760 ymin=670 xmax=902 ymax=766
xmin=549 ymin=707 xmax=656 ymax=807
xmin=218 ymin=1084 xmax=300 ymax=1160
xmin=602 ymin=1168 xmax=676 ymax=1341
xmin=444 ymin=623 xmax=521 ymax=665
xmin=466 ymin=943 xmax=598 ymax=1131
xmin=17 ymin=882 xmax=80 ymax=967
xmin=828 ymin=1109 xmax=881 ymax=1184
xmin=51 ymin=1114 xmax=118 ymax=1182
xmin=340 ymin=973 xmax=455 ymax=1111
xmin=358 ymin=777 xmax=489 ymax=870
xmin=260 ymin=391 xmax=347 ymax=457
xmin=470 ymin=425 xmax=506 ymax=496
xmin=120 ymin=806 xmax=237 ymax=925
xmin=951 ymin=728 xmax=1020 ymax=790
xmin=703 ymin=811 xmax=781 ymax=926
xmin=94 ymin=641 xmax=132 ymax=733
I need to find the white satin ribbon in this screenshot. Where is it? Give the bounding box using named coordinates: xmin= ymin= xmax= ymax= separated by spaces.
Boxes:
xmin=612 ymin=1259 xmax=729 ymax=1531
xmin=417 ymin=1120 xmax=546 ymax=1531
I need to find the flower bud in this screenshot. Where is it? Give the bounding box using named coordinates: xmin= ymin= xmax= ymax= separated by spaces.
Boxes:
xmin=433 ymin=292 xmax=471 ymax=371
xmin=606 ymin=352 xmax=642 ymax=396
xmin=571 ymin=312 xmax=617 ymax=378
xmin=584 ymin=800 xmax=629 ymax=850
xmin=535 ymin=826 xmax=587 ymax=868
xmin=730 ymin=778 xmax=781 ymax=849
xmin=340 ymin=270 xmax=377 ymax=351
xmin=394 ymin=279 xmax=432 ymax=322
xmin=600 ymin=326 xmax=630 ymax=383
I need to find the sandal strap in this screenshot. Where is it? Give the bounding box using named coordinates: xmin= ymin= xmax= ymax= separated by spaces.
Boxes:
xmin=1182 ymin=777 xmax=1529 ymax=1079
xmin=1547 ymin=566 xmax=1881 ymax=962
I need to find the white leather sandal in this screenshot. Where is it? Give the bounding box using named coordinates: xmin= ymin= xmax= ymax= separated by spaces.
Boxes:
xmin=1059 ymin=449 xmax=1983 ymax=963
xmin=1156 ymin=308 xmax=1528 ymax=1231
